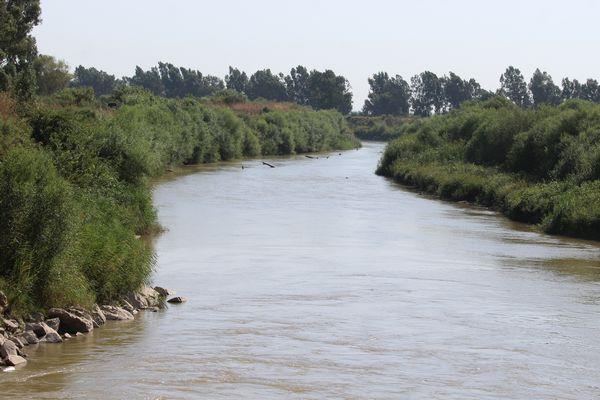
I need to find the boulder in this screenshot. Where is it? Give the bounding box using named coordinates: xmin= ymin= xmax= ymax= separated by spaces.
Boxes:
xmin=26 ymin=312 xmax=45 ymax=323
xmin=2 ymin=319 xmax=18 ymax=333
xmin=45 ymin=318 xmax=60 ymax=332
xmin=121 ymin=299 xmax=135 ymax=313
xmin=47 ymin=308 xmax=93 ymax=334
xmin=126 ymin=285 xmax=161 ymax=309
xmin=154 ymin=286 xmax=172 ymax=297
xmin=0 ymin=339 xmax=17 ymax=359
xmin=100 ymin=305 xmax=134 ymax=321
xmin=25 ymin=322 xmax=55 ymax=338
xmin=68 ymin=308 xmax=94 ymax=323
xmin=9 ymin=337 xmax=25 ymax=349
xmin=40 ymin=332 xmax=62 ymax=343
xmin=167 ymin=296 xmax=187 ymax=304
xmin=0 ymin=291 xmax=7 ymax=314
xmin=63 ymin=333 xmax=71 ymax=339
xmin=22 ymin=331 xmax=39 ymax=345
xmin=91 ymin=305 xmax=106 ymax=328
xmin=4 ymin=354 xmax=27 ymax=366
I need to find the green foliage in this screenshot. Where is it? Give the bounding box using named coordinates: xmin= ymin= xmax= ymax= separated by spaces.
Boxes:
xmin=347 ymin=115 xmax=414 ymax=141
xmin=377 ymin=97 xmax=600 ymax=240
xmin=410 ymin=71 xmax=444 ymax=117
xmin=363 ymin=72 xmax=410 ymax=116
xmin=0 ymin=0 xmax=41 ymax=100
xmin=246 ymin=69 xmax=289 ymax=102
xmin=33 ymin=54 xmax=71 ymax=95
xmin=71 ymin=66 xmax=119 ymax=96
xmin=0 ymin=91 xmax=357 ymax=313
xmin=129 ymin=62 xmax=224 ymax=98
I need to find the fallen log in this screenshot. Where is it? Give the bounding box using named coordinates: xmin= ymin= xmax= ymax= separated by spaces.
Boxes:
xmin=262 ymin=161 xmax=275 ymax=168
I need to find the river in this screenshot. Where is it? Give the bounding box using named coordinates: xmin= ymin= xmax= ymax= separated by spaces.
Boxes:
xmin=2 ymin=142 xmax=600 ymax=399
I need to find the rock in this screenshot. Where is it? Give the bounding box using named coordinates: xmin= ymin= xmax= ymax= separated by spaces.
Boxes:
xmin=121 ymin=299 xmax=135 ymax=313
xmin=75 ymin=332 xmax=83 ymax=337
xmin=40 ymin=332 xmax=62 ymax=343
xmin=45 ymin=318 xmax=60 ymax=332
xmin=22 ymin=331 xmax=39 ymax=345
xmin=0 ymin=291 xmax=7 ymax=312
xmin=9 ymin=337 xmax=25 ymax=349
xmin=153 ymin=286 xmax=172 ymax=297
xmin=4 ymin=355 xmax=26 ymax=366
xmin=167 ymin=296 xmax=187 ymax=304
xmin=26 ymin=312 xmax=45 ymax=323
xmin=47 ymin=308 xmax=93 ymax=334
xmin=100 ymin=305 xmax=134 ymax=321
xmin=0 ymin=339 xmax=17 ymax=359
xmin=69 ymin=308 xmax=94 ymax=322
xmin=91 ymin=305 xmax=106 ymax=328
xmin=25 ymin=322 xmax=55 ymax=338
xmin=126 ymin=285 xmax=161 ymax=309
xmin=2 ymin=319 xmax=18 ymax=333
xmin=63 ymin=333 xmax=71 ymax=339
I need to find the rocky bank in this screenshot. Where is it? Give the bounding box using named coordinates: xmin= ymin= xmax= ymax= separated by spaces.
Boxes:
xmin=0 ymin=285 xmax=181 ymax=369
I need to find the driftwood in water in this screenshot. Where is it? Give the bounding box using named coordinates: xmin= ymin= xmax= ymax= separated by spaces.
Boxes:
xmin=305 ymin=155 xmax=318 ymax=159
xmin=262 ymin=161 xmax=275 ymax=168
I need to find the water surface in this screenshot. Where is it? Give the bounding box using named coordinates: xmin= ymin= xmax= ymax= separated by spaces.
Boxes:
xmin=3 ymin=142 xmax=600 ymax=399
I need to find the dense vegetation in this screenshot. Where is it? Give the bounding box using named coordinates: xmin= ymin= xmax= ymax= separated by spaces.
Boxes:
xmin=68 ymin=63 xmax=353 ymax=114
xmin=0 ymin=0 xmax=358 ymax=314
xmin=363 ymin=68 xmax=600 ymax=117
xmin=0 ymin=88 xmax=358 ymax=314
xmin=377 ymin=97 xmax=600 ymax=240
xmin=347 ymin=115 xmax=414 ymax=141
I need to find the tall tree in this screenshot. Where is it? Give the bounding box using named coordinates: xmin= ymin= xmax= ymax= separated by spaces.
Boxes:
xmin=285 ymin=65 xmax=310 ymax=105
xmin=225 ymin=66 xmax=248 ymax=94
xmin=71 ymin=66 xmax=118 ymax=96
xmin=561 ymin=78 xmax=582 ymax=101
xmin=33 ymin=54 xmax=71 ymax=95
xmin=129 ymin=65 xmax=165 ymax=95
xmin=363 ymin=72 xmax=410 ymax=116
xmin=499 ymin=66 xmax=531 ymax=107
xmin=410 ymin=71 xmax=443 ymax=117
xmin=529 ymin=68 xmax=561 ymax=106
xmin=246 ymin=69 xmax=288 ymax=101
xmin=581 ymin=79 xmax=600 ymax=103
xmin=0 ymin=0 xmax=41 ymax=100
xmin=307 ymin=69 xmax=353 ymax=114
xmin=441 ymin=72 xmax=473 ymax=110
xmin=130 ymin=62 xmax=223 ymax=98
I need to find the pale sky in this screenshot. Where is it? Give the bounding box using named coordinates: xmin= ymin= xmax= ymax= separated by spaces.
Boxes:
xmin=34 ymin=0 xmax=600 ymax=110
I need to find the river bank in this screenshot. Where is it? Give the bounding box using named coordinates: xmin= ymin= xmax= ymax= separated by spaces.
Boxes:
xmin=376 ymin=97 xmax=600 ymax=241
xmin=0 ymin=89 xmax=359 ymax=327
xmin=0 ymin=285 xmax=185 ymax=369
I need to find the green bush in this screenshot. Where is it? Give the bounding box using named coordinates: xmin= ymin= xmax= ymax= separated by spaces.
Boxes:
xmin=0 ymin=92 xmax=358 ymax=313
xmin=378 ymin=96 xmax=600 ymax=239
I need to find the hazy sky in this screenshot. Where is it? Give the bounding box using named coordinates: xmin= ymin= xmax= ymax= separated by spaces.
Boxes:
xmin=34 ymin=0 xmax=600 ymax=110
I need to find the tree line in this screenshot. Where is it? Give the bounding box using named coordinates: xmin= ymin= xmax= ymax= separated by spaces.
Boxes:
xmin=363 ymin=67 xmax=600 ymax=117
xmin=2 ymin=0 xmax=599 ymax=118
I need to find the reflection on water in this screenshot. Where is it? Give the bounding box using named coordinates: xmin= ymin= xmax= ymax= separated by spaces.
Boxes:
xmin=2 ymin=142 xmax=600 ymax=399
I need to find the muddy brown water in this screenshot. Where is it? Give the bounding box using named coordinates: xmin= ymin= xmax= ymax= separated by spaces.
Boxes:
xmin=2 ymin=142 xmax=600 ymax=399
